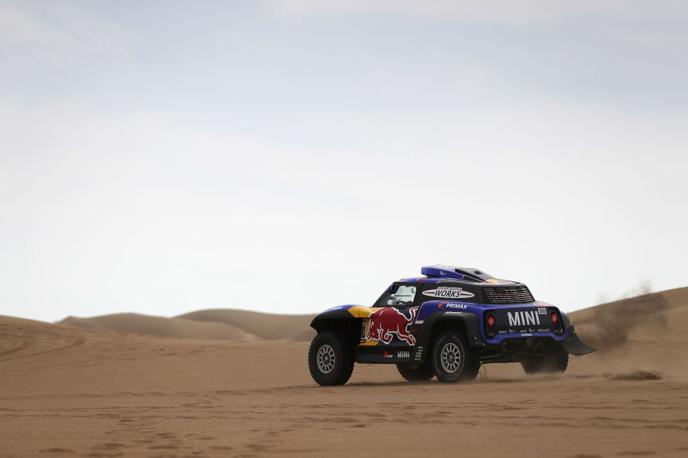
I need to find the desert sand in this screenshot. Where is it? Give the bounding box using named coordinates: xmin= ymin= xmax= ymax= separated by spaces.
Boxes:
xmin=2 ymin=288 xmax=688 ymax=457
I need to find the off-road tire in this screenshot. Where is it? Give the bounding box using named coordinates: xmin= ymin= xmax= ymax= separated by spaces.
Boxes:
xmin=431 ymin=329 xmax=477 ymax=383
xmin=460 ymin=351 xmax=482 ymax=381
xmin=396 ymin=363 xmax=435 ymax=382
xmin=521 ymin=344 xmax=569 ymax=374
xmin=308 ymin=331 xmax=355 ymax=386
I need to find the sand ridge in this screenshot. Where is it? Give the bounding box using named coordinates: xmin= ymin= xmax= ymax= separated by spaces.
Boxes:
xmin=60 ymin=309 xmax=316 ymax=342
xmin=177 ymin=309 xmax=315 ymax=341
xmin=61 ymin=313 xmax=258 ymax=342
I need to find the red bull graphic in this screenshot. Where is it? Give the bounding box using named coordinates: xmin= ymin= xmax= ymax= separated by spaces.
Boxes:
xmin=366 ymin=307 xmax=418 ymax=345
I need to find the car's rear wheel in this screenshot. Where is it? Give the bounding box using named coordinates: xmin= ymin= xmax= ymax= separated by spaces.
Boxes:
xmin=308 ymin=331 xmax=355 ymax=386
xmin=461 ymin=352 xmax=482 ymax=381
xmin=431 ymin=329 xmax=476 ymax=383
xmin=396 ymin=362 xmax=435 ymax=382
xmin=521 ymin=343 xmax=569 ymax=374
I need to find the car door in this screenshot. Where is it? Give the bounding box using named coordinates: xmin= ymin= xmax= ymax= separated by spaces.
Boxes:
xmin=365 ymin=282 xmax=419 ymax=351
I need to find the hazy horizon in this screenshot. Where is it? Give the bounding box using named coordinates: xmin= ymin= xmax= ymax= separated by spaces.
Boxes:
xmin=1 ymin=1 xmax=687 ymax=322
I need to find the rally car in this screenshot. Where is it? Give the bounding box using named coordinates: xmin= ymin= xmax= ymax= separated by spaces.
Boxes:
xmin=308 ymin=265 xmax=595 ymax=385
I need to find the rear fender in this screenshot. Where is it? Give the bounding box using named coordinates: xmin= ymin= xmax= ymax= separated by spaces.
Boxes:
xmin=560 ymin=325 xmax=596 ymax=355
xmin=560 ymin=311 xmax=573 ymax=329
xmin=415 ymin=311 xmax=485 ymax=362
xmin=558 ymin=312 xmax=596 ymax=355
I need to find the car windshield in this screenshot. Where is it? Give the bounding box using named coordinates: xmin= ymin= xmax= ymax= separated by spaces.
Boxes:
xmin=389 ymin=285 xmax=416 ymax=306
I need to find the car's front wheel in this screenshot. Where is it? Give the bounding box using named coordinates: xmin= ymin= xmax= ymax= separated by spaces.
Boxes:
xmin=308 ymin=331 xmax=355 ymax=386
xmin=431 ymin=329 xmax=473 ymax=383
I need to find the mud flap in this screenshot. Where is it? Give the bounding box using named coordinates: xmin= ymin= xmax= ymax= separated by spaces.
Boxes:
xmin=561 ymin=334 xmax=596 ymax=355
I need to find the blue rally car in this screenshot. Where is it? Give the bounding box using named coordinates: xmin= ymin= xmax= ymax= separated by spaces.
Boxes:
xmin=308 ymin=265 xmax=595 ymax=386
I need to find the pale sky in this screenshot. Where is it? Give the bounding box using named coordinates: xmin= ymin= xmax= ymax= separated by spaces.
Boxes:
xmin=1 ymin=0 xmax=687 ymax=322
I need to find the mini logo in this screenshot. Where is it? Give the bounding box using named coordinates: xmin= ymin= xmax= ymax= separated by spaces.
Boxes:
xmin=507 ymin=311 xmax=541 ymax=327
xmin=396 ymin=350 xmax=410 ymax=359
xmin=422 ymin=287 xmax=475 ymax=299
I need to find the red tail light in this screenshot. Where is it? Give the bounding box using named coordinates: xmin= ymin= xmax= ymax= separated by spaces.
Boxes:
xmin=550 ymin=311 xmax=559 ymax=324
xmin=485 ymin=313 xmax=497 ymax=338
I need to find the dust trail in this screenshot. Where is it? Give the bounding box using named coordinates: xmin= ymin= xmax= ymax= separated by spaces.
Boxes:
xmin=606 ymin=370 xmax=663 ymax=381
xmin=576 ymin=292 xmax=670 ymax=352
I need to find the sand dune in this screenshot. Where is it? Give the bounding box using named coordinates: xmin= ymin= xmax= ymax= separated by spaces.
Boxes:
xmin=572 ymin=287 xmax=688 ymax=349
xmin=177 ymin=309 xmax=315 ymax=341
xmin=61 ymin=313 xmax=258 ymax=341
xmin=3 ymin=288 xmax=687 ymax=457
xmin=60 ymin=309 xmax=316 ymax=342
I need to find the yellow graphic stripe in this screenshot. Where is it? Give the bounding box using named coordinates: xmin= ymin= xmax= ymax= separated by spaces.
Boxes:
xmin=358 ymin=339 xmax=379 ymax=346
xmin=346 ymin=306 xmax=379 ymax=318
xmin=347 ymin=306 xmax=381 ymax=346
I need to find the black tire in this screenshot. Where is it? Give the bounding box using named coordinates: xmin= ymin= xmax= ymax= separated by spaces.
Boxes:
xmin=396 ymin=363 xmax=435 ymax=382
xmin=521 ymin=344 xmax=569 ymax=374
xmin=431 ymin=329 xmax=476 ymax=383
xmin=308 ymin=331 xmax=355 ymax=386
xmin=461 ymin=351 xmax=482 ymax=381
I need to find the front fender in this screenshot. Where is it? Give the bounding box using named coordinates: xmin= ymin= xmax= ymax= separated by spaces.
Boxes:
xmin=310 ymin=305 xmax=371 ymax=332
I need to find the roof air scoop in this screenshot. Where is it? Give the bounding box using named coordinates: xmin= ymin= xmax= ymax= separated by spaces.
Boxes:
xmin=421 ymin=265 xmax=493 ymax=282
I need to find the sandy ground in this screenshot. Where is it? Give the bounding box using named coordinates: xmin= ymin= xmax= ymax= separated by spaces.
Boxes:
xmin=2 ymin=289 xmax=688 ymax=458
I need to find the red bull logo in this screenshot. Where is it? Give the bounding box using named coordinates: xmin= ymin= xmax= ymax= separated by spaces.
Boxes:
xmin=366 ymin=307 xmax=418 ymax=345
